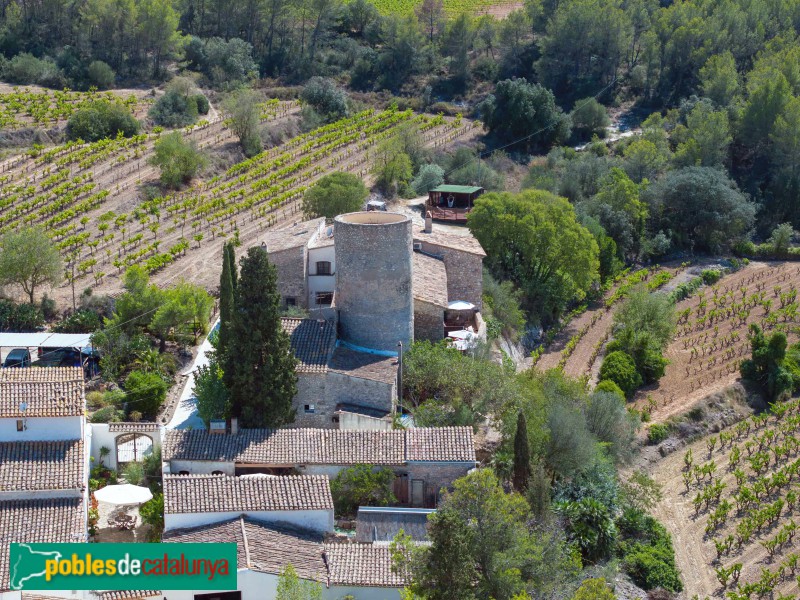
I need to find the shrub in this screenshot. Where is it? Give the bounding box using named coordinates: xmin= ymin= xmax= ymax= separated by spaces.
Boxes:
xmin=193 ymin=94 xmax=210 ymax=115
xmin=647 ymin=424 xmax=670 ymax=445
xmin=149 ymin=87 xmax=209 ymax=127
xmin=122 ymin=461 xmax=145 ymax=485
xmin=301 ymin=77 xmax=349 ymax=122
xmin=599 ymin=351 xmax=642 ymax=398
xmin=0 ymin=300 xmax=44 ymax=332
xmin=66 ymin=101 xmax=140 ymax=141
xmin=86 ymin=60 xmax=115 ymax=89
xmin=701 ymin=269 xmax=722 ymax=285
xmin=411 ymin=163 xmax=445 ymax=196
xmin=53 ymin=309 xmax=103 ymax=333
xmin=4 ymin=53 xmax=65 ymax=87
xmin=149 ymin=132 xmax=207 ymax=189
xmin=571 ymin=578 xmax=616 ymax=600
xmin=90 ymin=406 xmax=124 ymax=423
xmin=302 ymin=172 xmax=368 ymax=219
xmin=623 ymin=545 xmax=682 ymax=592
xmin=124 ymin=370 xmax=168 ymax=419
xmin=139 ymin=493 xmax=164 ymax=540
xmin=330 ymin=464 xmax=396 ymax=518
xmin=595 ymin=379 xmax=625 ymax=400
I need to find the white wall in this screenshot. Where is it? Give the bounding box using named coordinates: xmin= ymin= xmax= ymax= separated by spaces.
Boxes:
xmin=307 ymin=246 xmax=336 ymax=308
xmin=338 ymin=412 xmax=392 ymax=430
xmin=164 ymin=509 xmax=334 ymax=534
xmin=0 ymin=415 xmax=82 ymax=441
xmin=90 ymin=424 xmax=162 ymax=471
xmin=167 ymin=459 xmax=236 ymax=475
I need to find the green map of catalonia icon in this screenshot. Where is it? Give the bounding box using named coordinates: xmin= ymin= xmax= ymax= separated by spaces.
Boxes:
xmin=9 ymin=544 xmax=63 ymax=590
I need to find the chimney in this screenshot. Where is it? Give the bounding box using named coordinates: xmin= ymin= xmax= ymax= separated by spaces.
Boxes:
xmin=230 ymin=417 xmax=239 ymax=436
xmin=424 ymin=211 xmax=433 ymax=233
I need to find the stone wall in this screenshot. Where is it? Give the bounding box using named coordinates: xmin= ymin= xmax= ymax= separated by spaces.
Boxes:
xmin=404 ymin=462 xmax=474 ymax=506
xmin=326 ymin=372 xmax=396 ymax=416
xmin=292 ymin=373 xmax=333 ymax=428
xmin=416 ymin=241 xmax=483 ymax=308
xmin=269 ymin=246 xmax=307 ymax=308
xmin=413 ymin=299 xmax=444 ymax=342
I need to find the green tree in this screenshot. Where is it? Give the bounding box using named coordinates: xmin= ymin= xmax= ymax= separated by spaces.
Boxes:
xmin=599 ymin=351 xmax=642 ymax=398
xmin=330 ymin=464 xmax=396 ymax=518
xmin=372 ymin=137 xmax=413 ymax=196
xmin=124 ymin=370 xmax=168 ymax=419
xmin=555 ymin=497 xmax=617 ymax=563
xmin=149 ymin=281 xmax=213 ymax=350
xmin=0 ymin=226 xmax=63 ymax=303
xmin=699 ymin=52 xmax=740 ymax=107
xmin=513 ymin=412 xmax=531 ymax=492
xmin=302 ymin=172 xmax=368 ymax=218
xmin=218 ymin=243 xmax=236 ymax=363
xmin=571 ymin=578 xmax=616 ymax=600
xmin=149 ymin=132 xmax=207 ymax=189
xmin=393 ymin=508 xmax=478 ymax=600
xmin=87 ymin=60 xmax=116 ymax=89
xmin=571 ymin=98 xmax=610 ymax=140
xmin=674 ymin=103 xmax=732 ymax=168
xmin=66 ymin=101 xmax=140 ymax=141
xmin=194 ymin=356 xmax=229 ymax=425
xmin=585 ymin=168 xmax=647 ymax=260
xmin=740 ymin=323 xmax=793 ymax=401
xmin=644 ymin=167 xmax=755 ymax=253
xmin=139 ymin=493 xmax=164 ymax=538
xmin=768 ymin=222 xmax=794 ymax=255
xmin=622 ymin=139 xmax=669 ymax=184
xmin=481 ymin=78 xmax=571 ymax=152
xmin=224 ymin=247 xmax=297 ymax=428
xmin=149 ymin=79 xmax=206 ymax=127
xmin=468 ymin=190 xmax=599 ymax=322
xmin=276 ymin=564 xmax=322 ymax=600
xmin=411 ymin=164 xmax=445 ymax=196
xmin=223 ymin=88 xmax=263 ymax=157
xmin=137 ymin=0 xmax=181 ymax=76
xmin=301 ymin=77 xmax=349 ymax=122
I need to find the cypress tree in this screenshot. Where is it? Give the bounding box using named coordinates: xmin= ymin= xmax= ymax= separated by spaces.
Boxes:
xmin=225 ymin=242 xmax=238 ymax=294
xmin=513 ymin=411 xmax=532 ymax=492
xmin=218 ymin=242 xmax=235 ymax=373
xmin=225 ymin=246 xmax=297 ymax=427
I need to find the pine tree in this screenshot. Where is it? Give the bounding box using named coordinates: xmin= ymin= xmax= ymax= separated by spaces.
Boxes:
xmin=225 ymin=246 xmax=297 ymax=427
xmin=513 ymin=411 xmax=532 ymax=492
xmin=218 ymin=242 xmax=235 ymax=370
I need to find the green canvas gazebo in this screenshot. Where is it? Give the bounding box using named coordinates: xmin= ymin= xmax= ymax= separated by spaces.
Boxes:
xmin=426 ymin=185 xmax=485 ymax=223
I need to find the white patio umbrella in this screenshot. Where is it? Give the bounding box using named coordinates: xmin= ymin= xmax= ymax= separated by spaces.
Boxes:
xmin=94 ymin=484 xmax=153 ymax=505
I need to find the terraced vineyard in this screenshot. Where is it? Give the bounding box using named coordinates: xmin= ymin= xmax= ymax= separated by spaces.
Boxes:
xmin=0 ymin=104 xmax=477 ymax=298
xmin=637 ymin=262 xmax=800 ymax=423
xmin=0 ymin=86 xmax=151 ymax=129
xmin=653 ymin=399 xmax=800 ymax=599
xmin=534 ymin=264 xmax=685 ymax=378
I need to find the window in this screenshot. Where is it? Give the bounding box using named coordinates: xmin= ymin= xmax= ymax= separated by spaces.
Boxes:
xmin=211 ymin=470 xmax=223 ymax=475
xmin=16 ymin=419 xmax=24 ymax=432
xmin=304 ymin=404 xmax=315 ymax=413
xmin=178 ymin=470 xmax=190 ymax=475
xmin=316 ymin=261 xmax=332 ymax=275
xmin=315 ymin=291 xmax=333 ymax=306
xmin=285 ymin=297 xmax=296 ymax=307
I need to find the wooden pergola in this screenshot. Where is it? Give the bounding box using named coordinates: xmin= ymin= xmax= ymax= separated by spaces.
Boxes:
xmin=426 ymin=185 xmax=485 ymax=223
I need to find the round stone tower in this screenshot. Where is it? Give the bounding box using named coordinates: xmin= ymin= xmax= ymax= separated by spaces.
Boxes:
xmin=334 ymin=211 xmax=413 ymax=353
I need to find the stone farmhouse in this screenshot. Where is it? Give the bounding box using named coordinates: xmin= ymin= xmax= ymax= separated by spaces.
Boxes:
xmin=164 ymin=426 xmax=476 ymax=508
xmin=262 ymin=211 xmax=486 ymax=428
xmin=164 ymin=517 xmax=408 ymax=600
xmin=0 ymin=367 xmax=88 ymax=596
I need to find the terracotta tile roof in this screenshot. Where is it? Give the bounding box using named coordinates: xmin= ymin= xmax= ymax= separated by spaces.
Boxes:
xmin=164 ymin=427 xmax=475 ymax=465
xmin=0 ymin=498 xmax=85 ymax=591
xmin=406 ymin=427 xmax=475 ymax=462
xmin=163 ymin=474 xmax=333 ymax=514
xmin=0 ymin=380 xmax=85 ymax=417
xmin=328 ymin=346 xmax=399 ymax=384
xmin=0 ymin=367 xmax=84 ymax=383
xmin=325 ymin=543 xmax=406 ymax=587
xmin=0 ymin=440 xmax=84 ymax=492
xmin=413 ymin=225 xmax=486 ymax=257
xmin=413 ymin=252 xmax=448 ymax=307
xmin=163 ymin=517 xmax=407 ymax=588
xmin=108 ymin=422 xmax=161 ymax=432
xmin=281 ymin=318 xmax=336 ymax=374
xmin=262 ymin=219 xmax=322 ymax=253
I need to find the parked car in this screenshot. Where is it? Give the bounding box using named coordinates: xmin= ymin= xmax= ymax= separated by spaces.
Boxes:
xmin=36 ymin=346 xmax=81 ymax=367
xmin=3 ymin=348 xmax=31 ymax=368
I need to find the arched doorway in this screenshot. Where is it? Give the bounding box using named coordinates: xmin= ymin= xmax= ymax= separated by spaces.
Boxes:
xmin=115 ymin=432 xmax=154 ymax=466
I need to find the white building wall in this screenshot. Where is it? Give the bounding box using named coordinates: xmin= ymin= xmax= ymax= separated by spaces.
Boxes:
xmin=0 ymin=415 xmax=82 ymax=441
xmin=90 ymin=424 xmax=162 ymax=471
xmin=307 ymin=246 xmax=336 ymax=308
xmin=326 ymin=586 xmax=403 ymax=600
xmin=164 ymin=509 xmax=334 ymax=533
